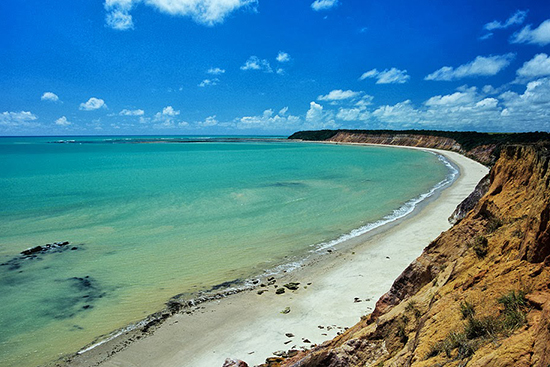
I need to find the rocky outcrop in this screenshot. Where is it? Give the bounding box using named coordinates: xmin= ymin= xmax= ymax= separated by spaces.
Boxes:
xmin=262 ymin=143 xmax=550 ymax=367
xmin=449 ymin=174 xmax=491 ymax=224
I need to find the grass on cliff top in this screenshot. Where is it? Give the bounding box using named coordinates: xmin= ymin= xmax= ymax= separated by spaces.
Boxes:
xmin=288 ymin=129 xmax=550 ymax=152
xmin=426 ymin=290 xmax=529 ymax=361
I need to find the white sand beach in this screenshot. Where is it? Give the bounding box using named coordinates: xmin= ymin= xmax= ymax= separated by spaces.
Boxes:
xmin=69 ymin=147 xmax=488 ymax=367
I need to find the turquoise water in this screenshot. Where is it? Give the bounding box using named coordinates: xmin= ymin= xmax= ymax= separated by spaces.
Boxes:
xmin=0 ymin=136 xmax=450 ymax=367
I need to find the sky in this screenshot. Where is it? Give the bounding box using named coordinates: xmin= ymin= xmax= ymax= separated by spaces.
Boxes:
xmin=1 ymin=0 xmax=550 ymax=136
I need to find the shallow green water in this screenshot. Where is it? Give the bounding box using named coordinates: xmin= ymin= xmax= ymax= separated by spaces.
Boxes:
xmin=0 ymin=136 xmax=450 ymax=367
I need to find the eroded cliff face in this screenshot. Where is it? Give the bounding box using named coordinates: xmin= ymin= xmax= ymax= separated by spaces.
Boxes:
xmin=264 ymin=143 xmax=550 ymax=367
xmin=325 ymin=131 xmax=497 ymax=166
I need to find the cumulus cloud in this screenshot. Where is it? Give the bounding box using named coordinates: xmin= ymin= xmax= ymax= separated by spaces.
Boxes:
xmin=240 ymin=56 xmax=273 ymax=73
xmin=207 ymin=67 xmax=225 ymax=75
xmin=484 ymin=10 xmax=528 ymax=31
xmin=41 ymin=92 xmax=60 ymax=102
xmin=235 ymin=109 xmax=298 ymax=130
xmin=119 ymin=109 xmax=145 ymax=116
xmin=55 ymin=116 xmax=72 ymax=126
xmin=359 ymin=68 xmax=410 ymax=84
xmin=311 ymin=0 xmax=338 ymax=11
xmin=511 ymin=19 xmax=550 ymax=46
xmin=327 ymin=80 xmax=550 ymax=131
xmin=80 ymin=97 xmax=107 ymax=111
xmin=318 ymin=89 xmax=361 ymax=101
xmin=104 ymin=0 xmax=256 ymax=29
xmin=199 ymin=78 xmax=219 ymax=87
xmin=425 ymin=54 xmax=515 ymax=81
xmin=516 ymin=53 xmax=550 ymax=82
xmin=276 ymin=51 xmax=291 ymax=63
xmin=152 ymin=106 xmax=181 ymax=128
xmin=0 ymin=111 xmax=38 ymax=127
xmin=197 ymin=115 xmax=218 ymax=127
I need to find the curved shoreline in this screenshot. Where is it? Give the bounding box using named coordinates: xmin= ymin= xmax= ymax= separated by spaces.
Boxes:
xmin=63 ymin=145 xmax=488 ymax=367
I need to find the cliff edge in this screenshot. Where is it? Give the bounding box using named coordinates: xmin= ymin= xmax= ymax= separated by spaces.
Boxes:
xmin=261 ymin=137 xmax=550 ymax=367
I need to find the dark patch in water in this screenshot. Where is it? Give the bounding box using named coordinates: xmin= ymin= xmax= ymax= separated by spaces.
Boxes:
xmin=266 ymin=182 xmax=306 ymax=188
xmin=44 ymin=275 xmax=106 ymax=320
xmin=209 ymin=279 xmax=243 ymax=291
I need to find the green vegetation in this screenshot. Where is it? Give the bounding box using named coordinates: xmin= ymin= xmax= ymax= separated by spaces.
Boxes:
xmin=288 ymin=129 xmax=550 ymax=152
xmin=426 ymin=290 xmax=529 ymax=362
xmin=498 ymin=290 xmax=528 ymax=331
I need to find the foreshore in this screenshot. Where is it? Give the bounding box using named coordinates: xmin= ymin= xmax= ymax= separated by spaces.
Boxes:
xmin=66 ymin=146 xmax=488 ymax=367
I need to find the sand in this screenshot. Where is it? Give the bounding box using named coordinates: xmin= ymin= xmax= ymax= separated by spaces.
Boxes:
xmin=69 ymin=147 xmax=488 ymax=367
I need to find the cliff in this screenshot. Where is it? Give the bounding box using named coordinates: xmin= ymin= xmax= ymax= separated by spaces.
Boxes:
xmin=261 ymin=142 xmax=550 ymax=367
xmin=289 ymin=130 xmax=550 ymax=166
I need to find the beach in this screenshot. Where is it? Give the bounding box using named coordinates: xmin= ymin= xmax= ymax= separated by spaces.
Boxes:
xmin=65 ymin=147 xmax=488 ymax=367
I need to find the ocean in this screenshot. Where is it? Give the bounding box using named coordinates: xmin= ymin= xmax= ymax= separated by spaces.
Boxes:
xmin=0 ymin=136 xmax=453 ymax=367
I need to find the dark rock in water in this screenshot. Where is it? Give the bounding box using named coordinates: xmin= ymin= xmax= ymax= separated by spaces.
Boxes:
xmin=222 ymin=358 xmax=249 ymax=367
xmin=21 ymin=246 xmax=44 ymax=256
xmin=285 ymin=333 xmax=294 ymax=338
xmin=1 ymin=241 xmax=79 ymax=272
xmin=20 ymin=241 xmax=70 ymax=257
xmin=276 ymin=288 xmax=285 ymax=294
xmin=283 ymin=282 xmax=300 ymax=291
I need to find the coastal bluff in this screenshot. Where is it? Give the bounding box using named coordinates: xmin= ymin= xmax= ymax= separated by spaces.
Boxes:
xmin=288 ymin=129 xmax=550 ymax=166
xmin=260 ymin=133 xmax=550 ymax=366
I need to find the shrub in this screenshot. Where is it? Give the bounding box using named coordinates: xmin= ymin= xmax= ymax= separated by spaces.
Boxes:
xmin=460 ymin=301 xmax=475 ymax=319
xmin=472 ymin=236 xmax=489 ymax=258
xmin=498 ymin=290 xmax=528 ymax=331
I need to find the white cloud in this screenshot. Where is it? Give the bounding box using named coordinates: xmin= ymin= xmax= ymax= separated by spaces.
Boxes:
xmin=119 ymin=109 xmax=145 ymax=116
xmin=241 ymin=56 xmax=273 ymax=73
xmin=484 ymin=10 xmax=528 ymax=31
xmin=197 ymin=115 xmax=219 ymax=127
xmin=240 ymin=56 xmax=272 ymax=73
xmin=106 ymin=9 xmax=134 ymax=30
xmin=336 ymin=107 xmax=370 ymax=122
xmin=276 ymin=68 xmax=285 ymax=75
xmin=276 ymin=51 xmax=291 ymax=63
xmin=318 ymin=89 xmax=361 ymax=101
xmin=104 ymin=0 xmax=257 ymax=29
xmin=425 ymin=54 xmax=515 ymax=81
xmin=151 ymin=106 xmax=181 ymax=128
xmin=161 ymin=106 xmax=179 ymax=116
xmin=306 ymin=101 xmax=324 ymax=122
xmin=311 ymin=0 xmax=338 ymax=11
xmin=199 ymin=78 xmax=219 ymax=87
xmin=359 ymin=68 xmax=410 ymax=84
xmin=79 ymin=97 xmax=107 ymax=111
xmin=55 ymin=116 xmax=72 ymax=126
xmin=0 ymin=111 xmax=38 ymax=127
xmin=41 ymin=92 xmax=60 ymax=102
xmin=516 ymin=53 xmax=550 ymax=82
xmin=511 ymin=19 xmax=550 ymax=46
xmin=479 ymin=32 xmax=494 ymax=41
xmin=207 ymin=67 xmax=225 ymax=75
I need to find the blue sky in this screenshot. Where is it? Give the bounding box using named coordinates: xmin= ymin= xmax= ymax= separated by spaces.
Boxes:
xmin=1 ymin=0 xmax=550 ymax=135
